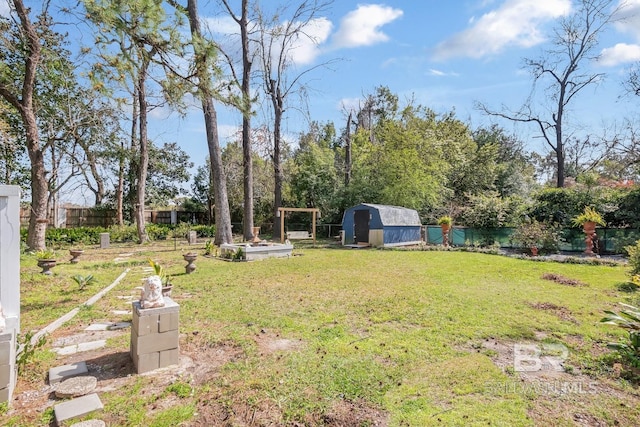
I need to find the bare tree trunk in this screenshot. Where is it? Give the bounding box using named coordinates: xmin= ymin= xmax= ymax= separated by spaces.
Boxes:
xmin=1 ymin=0 xmax=48 ymax=250
xmin=271 ymin=84 xmax=284 ymax=240
xmin=135 ymin=58 xmax=150 ymax=243
xmin=116 ymin=140 xmax=125 ymax=225
xmin=344 ymin=111 xmax=352 ymax=186
xmin=240 ymin=0 xmax=254 ymax=241
xmin=187 ymin=0 xmax=233 ymax=245
xmin=127 ymin=90 xmax=139 ymax=223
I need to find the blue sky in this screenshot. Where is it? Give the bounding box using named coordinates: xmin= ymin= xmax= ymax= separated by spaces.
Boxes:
xmin=2 ymin=0 xmax=640 ymax=203
xmin=160 ymin=0 xmax=640 ymax=169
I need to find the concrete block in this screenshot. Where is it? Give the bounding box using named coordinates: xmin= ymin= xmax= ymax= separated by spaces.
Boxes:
xmin=0 ymin=364 xmax=9 ymax=388
xmin=188 ymin=230 xmax=197 ymax=244
xmin=70 ymin=420 xmax=106 ymax=427
xmin=133 ymin=329 xmax=179 ymax=354
xmin=54 ymin=393 xmax=103 ymax=425
xmin=49 ymin=362 xmax=88 ymax=385
xmin=159 ymin=348 xmax=179 ymax=368
xmin=132 ymin=297 xmax=179 ymax=317
xmin=135 ymin=351 xmax=160 ymax=374
xmin=99 ymin=232 xmax=110 ymax=249
xmin=0 ymin=387 xmax=8 ymax=403
xmin=133 ymin=313 xmax=158 ymax=336
xmin=158 ymin=312 xmax=179 ymax=333
xmin=0 ymin=340 xmax=10 ymax=362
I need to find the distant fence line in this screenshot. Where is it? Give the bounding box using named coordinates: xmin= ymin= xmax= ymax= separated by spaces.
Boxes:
xmin=19 ymin=207 xmax=638 ymax=254
xmin=425 ymin=225 xmax=638 ymax=254
xmin=20 ymin=207 xmax=208 ymax=228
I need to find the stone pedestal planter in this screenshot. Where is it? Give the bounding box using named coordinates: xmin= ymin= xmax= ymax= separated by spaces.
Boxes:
xmin=37 ymin=259 xmax=57 ymax=275
xmin=69 ymin=249 xmax=84 ymax=264
xmin=183 ymin=253 xmax=197 ymax=274
xmin=131 ymin=298 xmax=180 ymax=374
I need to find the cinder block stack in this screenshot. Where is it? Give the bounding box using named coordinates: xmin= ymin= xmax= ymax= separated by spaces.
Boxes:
xmin=130 ymin=297 xmax=180 ymax=374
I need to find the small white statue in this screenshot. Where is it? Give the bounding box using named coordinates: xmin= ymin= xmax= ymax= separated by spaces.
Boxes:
xmin=0 ymin=302 xmax=5 ymax=332
xmin=138 ymin=275 xmax=165 ymax=309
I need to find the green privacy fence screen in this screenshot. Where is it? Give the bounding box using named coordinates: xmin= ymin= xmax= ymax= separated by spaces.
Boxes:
xmin=425 ymin=226 xmax=640 ymax=254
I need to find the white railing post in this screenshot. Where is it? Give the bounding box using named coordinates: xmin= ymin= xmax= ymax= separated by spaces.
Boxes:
xmin=0 ymin=185 xmax=21 ymax=404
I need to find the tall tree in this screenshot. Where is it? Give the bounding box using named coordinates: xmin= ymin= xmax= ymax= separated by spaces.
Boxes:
xmin=219 ymin=0 xmax=257 ymax=241
xmin=257 ymin=0 xmax=333 ymax=239
xmin=184 ymin=0 xmax=233 ymax=244
xmin=0 ymin=0 xmax=54 ymax=250
xmin=83 ymin=0 xmax=182 ymax=242
xmin=479 ymin=0 xmax=619 ymax=188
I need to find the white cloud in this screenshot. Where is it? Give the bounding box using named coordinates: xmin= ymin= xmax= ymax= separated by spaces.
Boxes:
xmin=337 ymin=97 xmax=362 ymax=112
xmin=331 ymin=4 xmax=403 ymax=49
xmin=599 ymin=43 xmax=640 ymax=66
xmin=0 ymin=0 xmax=10 ymax=17
xmin=203 ymin=16 xmax=238 ymax=35
xmin=613 ymin=0 xmax=640 ymax=40
xmin=432 ymin=0 xmax=572 ymax=61
xmin=284 ymin=17 xmax=333 ymax=65
xmin=428 ymin=68 xmax=460 ymax=77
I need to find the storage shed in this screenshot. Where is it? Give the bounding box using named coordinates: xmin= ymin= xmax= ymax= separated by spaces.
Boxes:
xmin=341 ymin=203 xmax=422 ymax=247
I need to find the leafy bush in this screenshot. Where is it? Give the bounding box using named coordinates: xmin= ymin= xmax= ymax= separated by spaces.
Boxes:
xmin=510 ymin=220 xmax=560 ymax=253
xmin=601 ymin=303 xmax=640 ymax=368
xmin=193 ymin=225 xmax=216 ymax=237
xmin=626 ymin=240 xmax=640 ymax=277
xmin=45 ymin=227 xmax=105 ymax=246
xmin=16 ymin=331 xmax=47 ymax=375
xmin=108 ymin=225 xmax=138 ymax=243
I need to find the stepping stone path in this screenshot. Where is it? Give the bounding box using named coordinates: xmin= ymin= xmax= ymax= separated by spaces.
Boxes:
xmin=55 ymin=376 xmax=98 ymax=398
xmin=49 ymin=362 xmax=89 ymax=385
xmin=54 ymin=340 xmax=106 ymax=356
xmin=48 ymin=321 xmax=131 ymax=425
xmin=70 ymin=421 xmax=106 ymax=427
xmin=54 ymin=393 xmax=104 ymax=425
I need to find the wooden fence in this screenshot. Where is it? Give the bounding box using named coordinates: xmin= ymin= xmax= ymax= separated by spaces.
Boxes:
xmin=20 ymin=207 xmax=208 ymax=228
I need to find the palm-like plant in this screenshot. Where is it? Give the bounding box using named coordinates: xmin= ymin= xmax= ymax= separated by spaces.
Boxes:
xmin=71 ymin=274 xmax=97 ymax=290
xmin=601 ymin=303 xmax=640 ymax=367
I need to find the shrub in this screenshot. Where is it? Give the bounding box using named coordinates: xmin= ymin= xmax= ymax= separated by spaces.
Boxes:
xmin=601 ymin=303 xmax=640 ymax=368
xmin=510 ymin=220 xmax=560 ymax=253
xmin=626 ymin=240 xmax=640 ymax=277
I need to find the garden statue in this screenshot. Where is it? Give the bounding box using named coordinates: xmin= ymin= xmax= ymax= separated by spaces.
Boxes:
xmin=138 ymin=275 xmax=165 ymax=309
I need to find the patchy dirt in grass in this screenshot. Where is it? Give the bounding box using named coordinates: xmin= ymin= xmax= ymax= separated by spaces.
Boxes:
xmin=476 ymin=337 xmax=640 ymax=426
xmin=528 ymin=301 xmax=580 ymax=324
xmin=322 ymin=399 xmax=389 ymax=426
xmin=254 ymin=329 xmax=303 ymax=355
xmin=542 ymin=272 xmax=588 ymax=287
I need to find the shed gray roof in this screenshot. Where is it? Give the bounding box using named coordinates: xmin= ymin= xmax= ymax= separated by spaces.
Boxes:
xmin=361 ymin=203 xmax=421 ymax=226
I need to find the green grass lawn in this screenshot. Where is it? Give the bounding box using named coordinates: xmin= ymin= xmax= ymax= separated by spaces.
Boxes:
xmin=10 ymin=244 xmax=640 ymax=426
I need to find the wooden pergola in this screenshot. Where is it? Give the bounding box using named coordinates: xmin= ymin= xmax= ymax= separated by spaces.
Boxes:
xmin=278 ymin=207 xmax=320 ymax=244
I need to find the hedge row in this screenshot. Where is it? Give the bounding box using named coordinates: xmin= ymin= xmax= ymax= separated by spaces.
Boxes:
xmin=20 ymin=223 xmax=216 ymax=247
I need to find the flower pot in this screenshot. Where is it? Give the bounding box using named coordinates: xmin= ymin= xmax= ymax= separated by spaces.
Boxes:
xmin=251 ymin=226 xmax=261 ymax=243
xmin=183 ymin=253 xmax=197 ymax=274
xmin=440 ymin=224 xmax=451 ymax=247
xmin=582 ymin=221 xmax=596 ymax=235
xmin=162 ymin=284 xmax=173 ymax=297
xmin=69 ymin=249 xmax=84 ymax=264
xmin=37 ymin=259 xmax=57 ymax=275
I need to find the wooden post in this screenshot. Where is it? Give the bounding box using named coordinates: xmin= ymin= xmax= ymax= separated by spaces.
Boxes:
xmin=312 ymin=211 xmax=317 ymax=245
xmin=279 ymin=208 xmax=285 ymax=243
